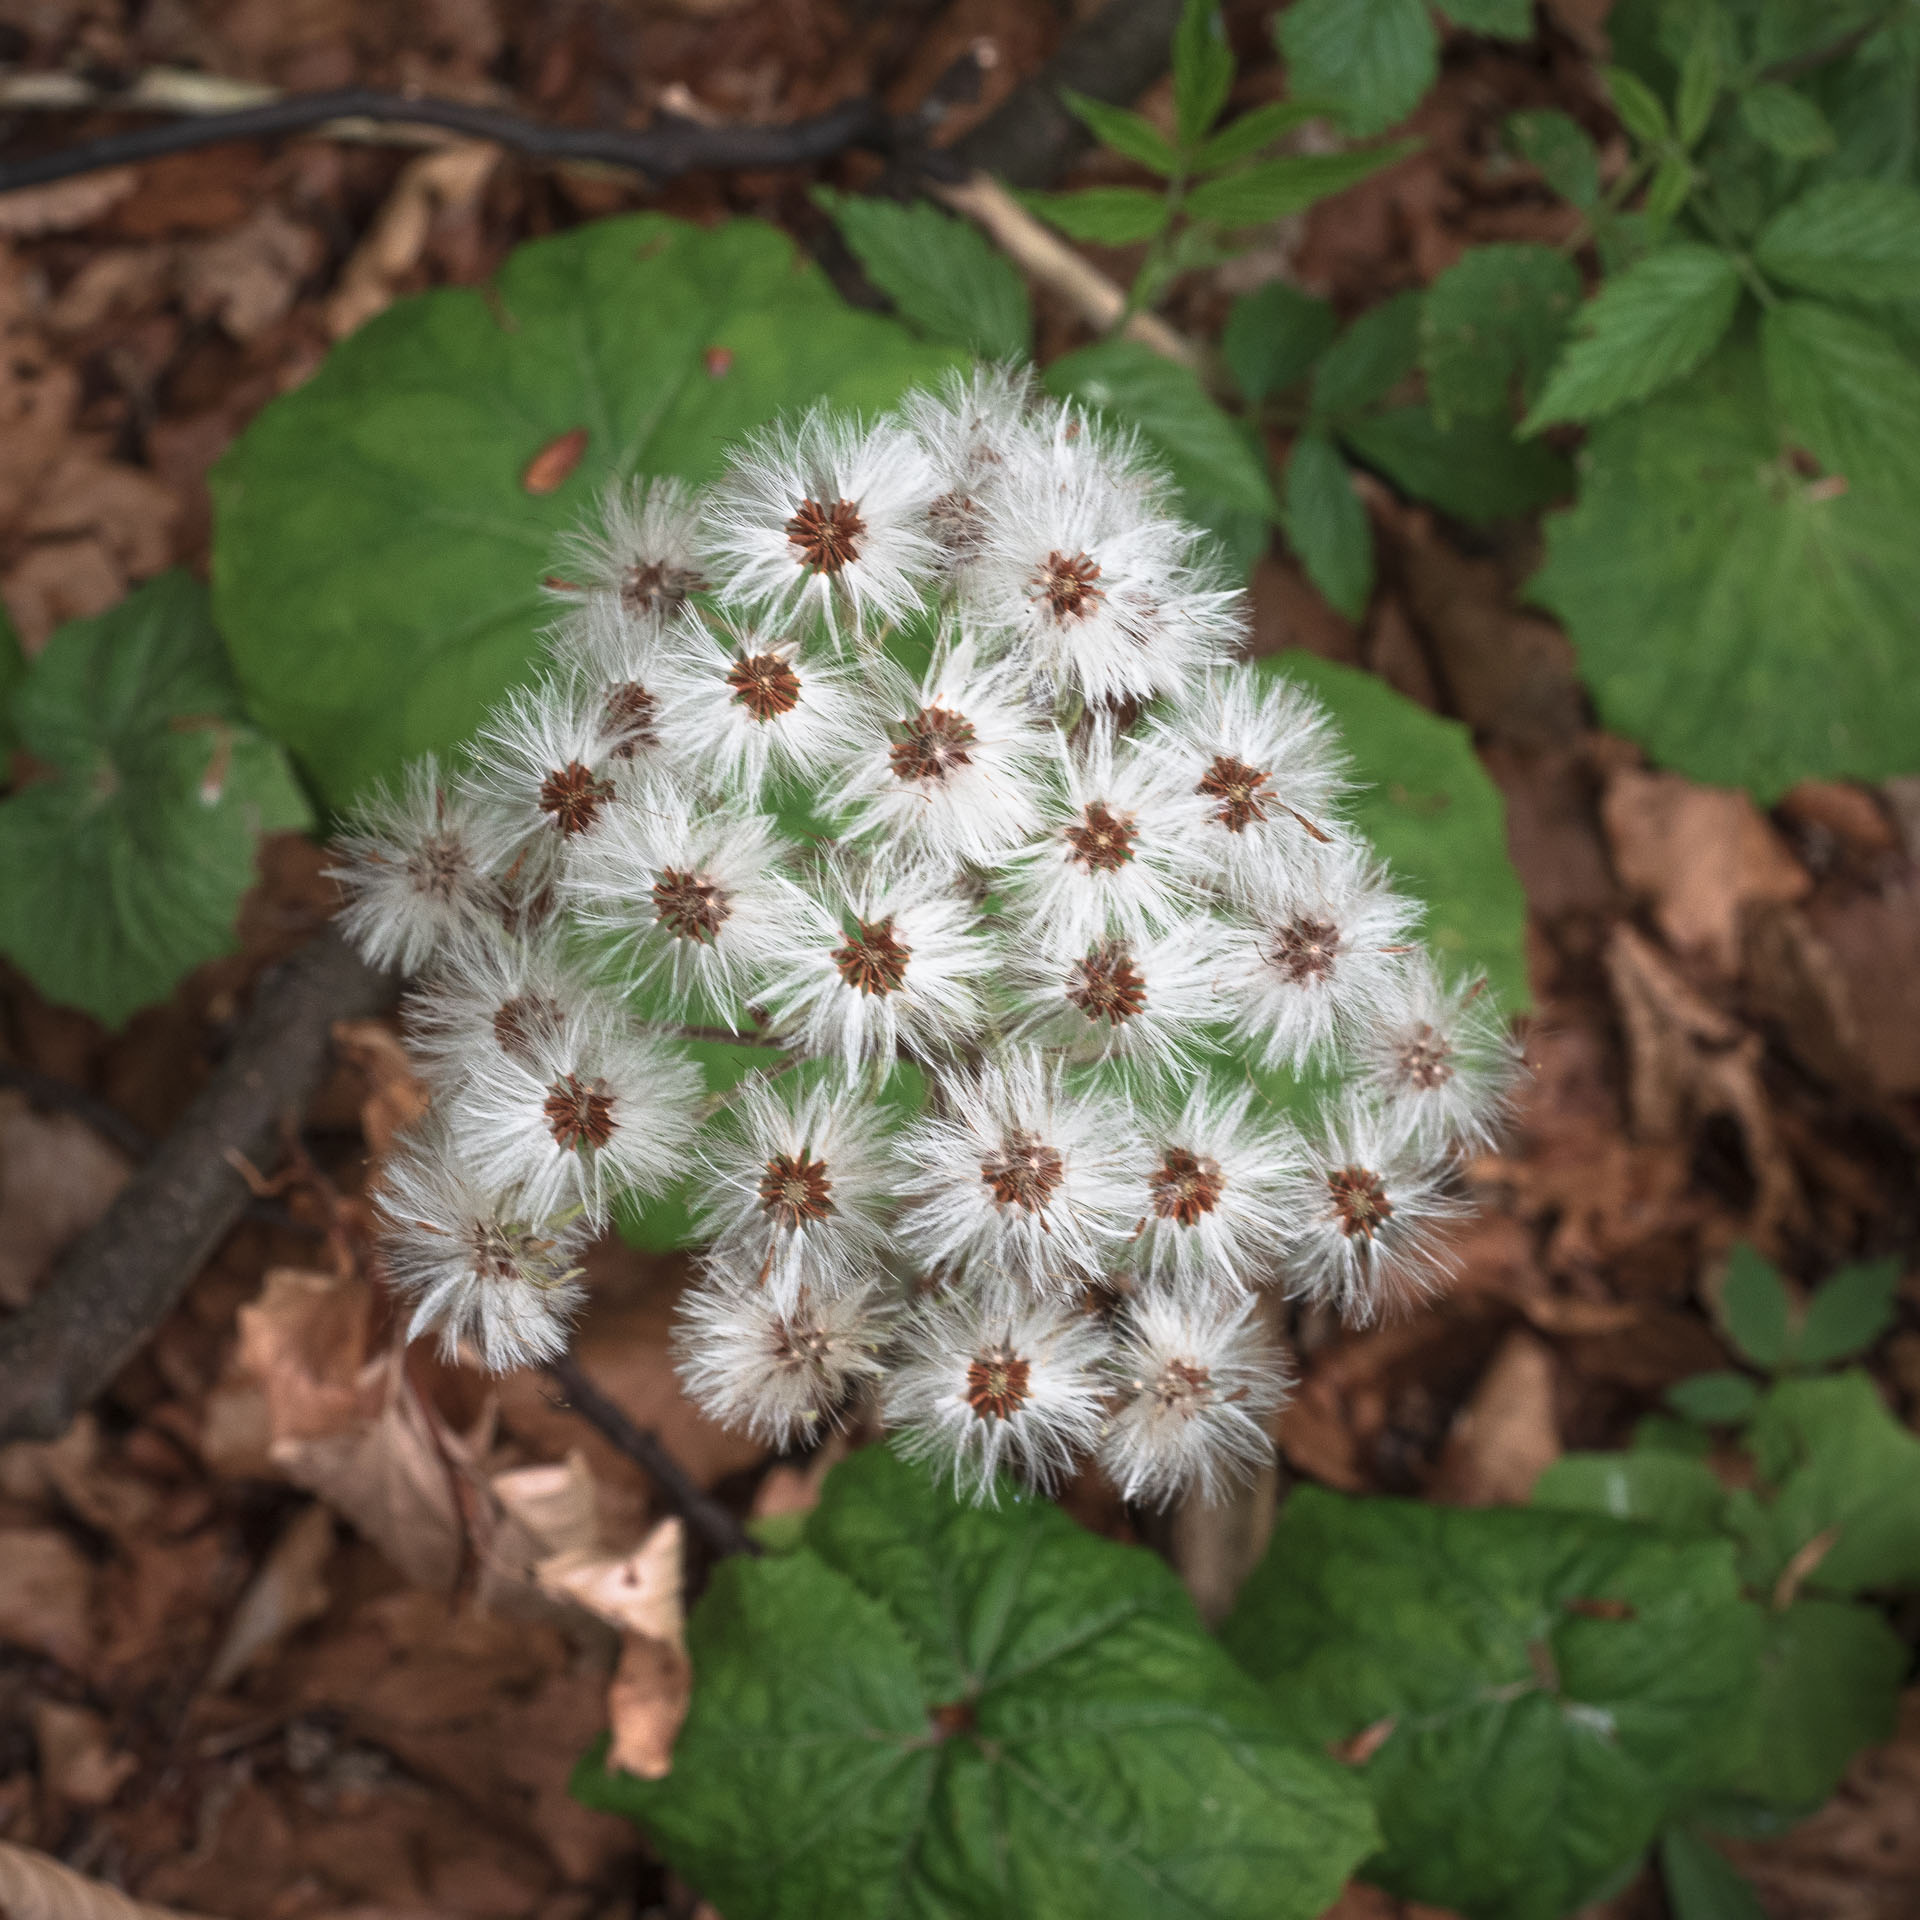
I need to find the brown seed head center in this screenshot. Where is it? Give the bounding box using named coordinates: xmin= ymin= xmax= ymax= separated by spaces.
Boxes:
xmin=1065 ymin=942 xmax=1147 ymax=1027
xmin=621 ymin=558 xmax=705 ymax=616
xmin=538 ymin=761 xmax=615 ymax=836
xmin=965 ymin=1346 xmax=1033 ymax=1421
xmin=981 ymin=1129 xmax=1065 ymax=1212
xmin=786 ymin=497 xmax=866 ymax=574
xmin=832 ymin=917 xmax=911 ymax=996
xmin=727 ymin=652 xmax=803 ymax=722
xmin=492 ymin=992 xmax=563 ymax=1064
xmin=1198 ymin=753 xmax=1275 ymax=832
xmin=928 ymin=491 xmax=986 ymax=560
xmin=1034 ymin=549 xmax=1104 ymax=620
xmin=1328 ymin=1165 xmax=1393 ymax=1241
xmin=1396 ymin=1023 xmax=1456 ymax=1090
xmin=543 ymin=1073 xmax=618 ymax=1153
xmin=405 ymin=834 xmax=469 ymax=900
xmin=1271 ymin=916 xmax=1340 ymax=985
xmin=603 ymin=682 xmax=659 ymax=757
xmin=758 ymin=1152 xmax=835 ymax=1228
xmin=468 ymin=1220 xmax=544 ymax=1284
xmin=1149 ymin=1147 xmax=1224 ymax=1227
xmin=771 ymin=1318 xmax=832 ymax=1372
xmin=652 ymin=867 xmax=731 ymax=943
xmin=1153 ymin=1357 xmax=1215 ymax=1412
xmin=1064 ymin=801 xmax=1137 ymax=872
xmin=889 ymin=705 xmax=978 ymax=784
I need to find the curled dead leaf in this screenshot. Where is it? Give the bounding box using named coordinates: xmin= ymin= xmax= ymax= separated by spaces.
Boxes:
xmin=522 ymin=426 xmax=589 ymax=496
xmin=204 ymin=1501 xmax=336 ymax=1691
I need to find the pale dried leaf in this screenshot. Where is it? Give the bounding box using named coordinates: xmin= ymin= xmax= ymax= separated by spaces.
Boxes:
xmin=0 ymin=1843 xmax=209 ymax=1920
xmin=30 ymin=1702 xmax=138 ymax=1807
xmin=538 ymin=1516 xmax=684 ymax=1646
xmin=492 ymin=1449 xmax=600 ymax=1558
xmin=0 ymin=1090 xmax=131 ymax=1310
xmin=1431 ymin=1329 xmax=1562 ymax=1506
xmin=0 ymin=1527 xmax=94 ymax=1671
xmin=204 ymin=1501 xmax=336 ymax=1690
xmin=605 ymin=1627 xmax=693 ymax=1781
xmin=0 ymin=169 xmax=138 ymax=237
xmin=0 ymin=1414 xmax=157 ymax=1539
xmin=234 ymin=1266 xmax=373 ymax=1446
xmin=330 ymin=1017 xmax=431 ymax=1158
xmin=177 ymin=204 xmax=323 ymax=341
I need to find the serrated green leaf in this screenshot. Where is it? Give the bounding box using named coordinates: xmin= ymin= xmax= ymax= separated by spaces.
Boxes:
xmin=1761 ymin=298 xmax=1920 ymax=497
xmin=1794 ymin=1258 xmax=1902 ymax=1371
xmin=1193 ymin=100 xmax=1326 ymax=175
xmin=1045 ymin=339 xmax=1278 ymax=574
xmin=1533 ymin=1451 xmax=1728 ymax=1533
xmin=1261 ymin=654 xmax=1531 ymax=1007
xmin=1186 ymin=143 xmax=1416 ymax=228
xmin=1507 ymin=108 xmax=1601 ymax=209
xmin=1338 ymin=404 xmax=1574 ymax=520
xmin=1173 ymin=0 xmax=1236 ymax=147
xmin=1283 ymin=431 xmax=1373 ymax=618
xmin=1311 ymin=289 xmax=1423 ymax=418
xmin=1645 ymin=151 xmax=1698 ymax=220
xmin=1439 ymin=0 xmax=1533 ymax=36
xmin=1666 ymin=1373 xmax=1762 ymax=1425
xmin=1719 ymin=1244 xmax=1792 ymax=1371
xmin=0 ymin=572 xmax=310 ymax=1026
xmin=579 ymin=1446 xmax=1380 ymax=1920
xmin=1523 ymin=245 xmax=1742 ymax=429
xmin=1713 ymin=1599 xmax=1905 ymax=1811
xmin=1734 ymin=1371 xmax=1920 ymax=1597
xmin=1676 ymin=33 xmax=1722 ymax=147
xmin=1421 ymin=243 xmax=1583 ymax=422
xmin=1756 ymin=178 xmax=1920 ymax=304
xmin=1528 ymin=343 xmax=1920 ymax=795
xmin=1018 ymin=186 xmax=1172 ymax=244
xmin=1059 ymin=89 xmax=1180 ymax=174
xmin=1660 ymin=1827 xmax=1769 ymax=1920
xmin=213 ymin=216 xmax=960 ymax=810
xmin=1607 ymin=64 xmax=1673 ymax=146
xmin=1737 ymin=82 xmax=1835 ymax=159
xmin=1223 ymin=1490 xmax=1766 ymax=1920
xmin=1276 ymin=0 xmax=1438 ymax=138
xmin=0 ymin=600 xmax=23 ymax=759
xmin=1222 ymin=281 xmax=1337 ymax=403
xmin=813 ymin=189 xmax=1030 ymax=360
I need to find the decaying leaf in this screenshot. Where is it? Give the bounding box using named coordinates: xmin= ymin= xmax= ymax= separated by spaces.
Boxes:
xmin=204 ymin=1500 xmax=337 ymax=1691
xmin=0 ymin=1842 xmax=210 ymax=1920
xmin=0 ymin=1527 xmax=95 ymax=1671
xmin=331 ymin=1017 xmax=431 ymax=1159
xmin=30 ymin=1702 xmax=138 ymax=1808
xmin=0 ymin=1090 xmax=132 ymax=1309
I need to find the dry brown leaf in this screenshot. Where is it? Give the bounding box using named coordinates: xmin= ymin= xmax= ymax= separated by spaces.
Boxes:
xmin=43 ymin=247 xmax=172 ymax=334
xmin=235 ymin=1266 xmax=374 ymax=1445
xmin=0 ymin=1414 xmax=157 ymax=1539
xmin=0 ymin=538 xmax=124 ymax=652
xmin=0 ymin=1842 xmax=208 ymax=1920
xmin=0 ymin=1089 xmax=132 ymax=1310
xmin=605 ymin=1626 xmax=694 ymax=1780
xmin=1602 ymin=767 xmax=1809 ymax=975
xmin=1430 ymin=1330 xmax=1562 ymax=1505
xmin=538 ymin=1515 xmax=684 ymax=1645
xmin=204 ymin=1500 xmax=336 ymax=1691
xmin=176 ymin=204 xmax=323 ymax=341
xmin=30 ymin=1702 xmax=138 ymax=1808
xmin=0 ymin=170 xmax=139 ymax=238
xmin=21 ymin=448 xmax=178 ymax=577
xmin=493 ymin=1450 xmax=601 ymax=1560
xmin=0 ymin=1527 xmax=94 ymax=1671
xmin=331 ymin=1018 xmax=431 ymax=1158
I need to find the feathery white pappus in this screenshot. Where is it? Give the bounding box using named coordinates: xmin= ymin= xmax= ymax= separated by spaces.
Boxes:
xmin=329 ymin=754 xmax=504 ymax=975
xmin=760 ymin=857 xmax=991 ymax=1072
xmin=896 ymin=1056 xmax=1138 ymax=1293
xmin=693 ymin=1075 xmax=895 ymax=1310
xmin=1099 ymin=1291 xmax=1291 ymax=1506
xmin=1358 ymin=953 xmax=1523 ymax=1154
xmin=1127 ymin=1082 xmax=1303 ymax=1293
xmin=674 ymin=1265 xmax=893 ymax=1449
xmin=543 ymin=599 xmax=681 ymax=773
xmin=1282 ymin=1090 xmax=1464 ymax=1325
xmin=560 ymin=782 xmax=807 ymax=1027
xmin=999 ymin=724 xmax=1217 ymax=962
xmin=545 ymin=474 xmax=708 ymax=631
xmin=899 ymin=364 xmax=1051 ymax=573
xmin=376 ymin=1121 xmax=589 ymax=1372
xmin=700 ymin=406 xmax=942 ymax=636
xmin=884 ymin=1289 xmax=1110 ymax=1500
xmin=440 ymin=1000 xmax=700 ymax=1223
xmin=650 ymin=612 xmax=872 ymax=803
xmin=1226 ymin=836 xmax=1421 ymax=1073
xmin=832 ymin=634 xmax=1053 ymax=866
xmin=402 ymin=928 xmax=599 ymax=1095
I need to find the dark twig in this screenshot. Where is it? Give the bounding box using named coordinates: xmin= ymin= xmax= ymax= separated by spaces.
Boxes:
xmin=0 ymin=84 xmax=903 ymax=196
xmin=0 ymin=930 xmax=396 ymax=1443
xmin=545 ymin=1351 xmax=760 ymax=1561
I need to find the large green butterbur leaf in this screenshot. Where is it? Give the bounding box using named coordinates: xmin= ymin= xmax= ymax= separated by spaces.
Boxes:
xmin=0 ymin=572 xmax=310 ymax=1025
xmin=1223 ymin=1490 xmax=1764 ymax=1920
xmin=577 ymin=1446 xmax=1376 ymax=1920
xmin=213 ymin=215 xmax=963 ymax=809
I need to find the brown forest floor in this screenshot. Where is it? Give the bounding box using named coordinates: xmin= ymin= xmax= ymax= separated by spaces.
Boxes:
xmin=2 ymin=2 xmax=1918 ymax=1917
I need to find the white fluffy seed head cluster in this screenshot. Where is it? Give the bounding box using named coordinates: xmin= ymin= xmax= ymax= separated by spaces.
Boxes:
xmin=332 ymin=366 xmax=1520 ymax=1505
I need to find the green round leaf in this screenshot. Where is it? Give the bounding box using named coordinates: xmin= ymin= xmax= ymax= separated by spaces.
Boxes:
xmin=212 ymin=215 xmax=962 ymax=809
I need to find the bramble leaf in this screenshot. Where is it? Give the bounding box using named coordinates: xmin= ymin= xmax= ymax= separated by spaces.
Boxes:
xmin=1283 ymin=431 xmax=1373 ymax=618
xmin=1760 ymin=298 xmax=1920 ymax=496
xmin=1527 ymin=345 xmax=1920 ymax=795
xmin=1276 ymin=0 xmax=1437 ymax=138
xmin=1666 ymin=1373 xmax=1762 ymax=1425
xmin=1263 ymin=654 xmax=1532 ymax=1008
xmin=1311 ymin=290 xmax=1423 ymax=418
xmin=1660 ymin=1828 xmax=1768 ymax=1920
xmin=1173 ymin=0 xmax=1236 ymax=147
xmin=1018 ymin=186 xmax=1172 ymax=244
xmin=1738 ymin=83 xmax=1835 ymax=159
xmin=1222 ymin=282 xmax=1337 ymax=403
xmin=1756 ymin=178 xmax=1920 ymax=304
xmin=578 ymin=1446 xmax=1379 ymax=1920
xmin=1223 ymin=1490 xmax=1765 ymax=1920
xmin=1059 ymin=89 xmax=1180 ymax=175
xmin=1718 ymin=1244 xmax=1791 ymax=1372
xmin=1794 ymin=1259 xmax=1902 ymax=1371
xmin=1421 ymin=243 xmax=1582 ymax=422
xmin=1440 ymin=0 xmax=1533 ymax=35
xmin=1340 ymin=404 xmax=1574 ymax=521
xmin=1522 ymin=245 xmax=1743 ymax=429
xmin=1606 ymin=64 xmax=1673 ymax=146
xmin=814 ymin=189 xmax=1030 ymax=360
xmin=214 ymin=215 xmax=960 ymax=809
xmin=1185 ymin=145 xmax=1417 ymax=228
xmin=1507 ymin=108 xmax=1600 ymax=209
xmin=0 ymin=572 xmax=310 ymax=1026
xmin=1193 ymin=100 xmax=1327 ymax=174
xmin=1533 ymin=1451 xmax=1729 ymax=1533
